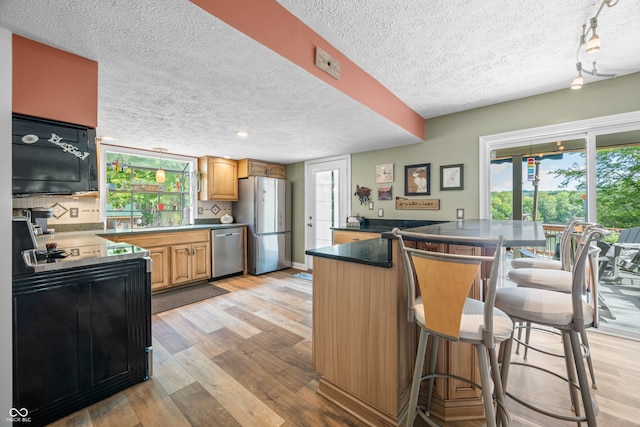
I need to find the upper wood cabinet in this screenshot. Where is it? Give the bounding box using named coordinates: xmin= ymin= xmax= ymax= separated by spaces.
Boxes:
xmin=12 ymin=35 xmax=98 ymax=128
xmin=198 ymin=156 xmax=238 ymax=201
xmin=238 ymin=158 xmax=286 ymax=179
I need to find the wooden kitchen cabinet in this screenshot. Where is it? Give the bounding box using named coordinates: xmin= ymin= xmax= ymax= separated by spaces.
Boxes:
xmin=332 ymin=229 xmax=380 ymax=244
xmin=170 ymin=241 xmax=211 ymax=285
xmin=148 ymin=246 xmax=170 ymax=291
xmin=238 ymin=158 xmax=286 ymax=179
xmin=198 ymin=156 xmax=238 ymax=201
xmin=108 ymin=229 xmax=211 ymax=292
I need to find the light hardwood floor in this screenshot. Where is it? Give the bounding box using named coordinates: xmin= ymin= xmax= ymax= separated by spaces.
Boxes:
xmin=51 ymin=269 xmax=640 ymax=427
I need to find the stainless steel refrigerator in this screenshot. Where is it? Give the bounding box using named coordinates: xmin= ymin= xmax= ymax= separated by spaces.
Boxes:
xmin=234 ymin=177 xmax=291 ymax=275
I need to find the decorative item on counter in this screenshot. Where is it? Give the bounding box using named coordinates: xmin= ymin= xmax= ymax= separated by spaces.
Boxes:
xmin=220 ymin=213 xmax=234 ymax=224
xmin=346 ymin=215 xmax=364 ymax=228
xmin=354 ymin=185 xmax=371 ymax=205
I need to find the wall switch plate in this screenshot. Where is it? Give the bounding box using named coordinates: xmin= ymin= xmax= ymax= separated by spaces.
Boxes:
xmin=315 ymin=46 xmax=340 ymax=80
xmin=378 ymin=208 xmax=384 ymax=217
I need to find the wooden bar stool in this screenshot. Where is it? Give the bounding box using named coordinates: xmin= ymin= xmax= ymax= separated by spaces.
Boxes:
xmin=393 ymin=229 xmax=512 ymax=427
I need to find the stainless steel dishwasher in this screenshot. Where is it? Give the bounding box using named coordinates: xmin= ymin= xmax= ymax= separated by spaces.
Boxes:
xmin=211 ymin=227 xmax=245 ymax=278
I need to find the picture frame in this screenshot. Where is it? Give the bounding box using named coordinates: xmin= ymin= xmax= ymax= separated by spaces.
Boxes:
xmin=376 ymin=163 xmax=394 ymax=183
xmin=440 ymin=164 xmax=464 ymax=190
xmin=378 ymin=185 xmax=392 ymax=200
xmin=404 ymin=163 xmax=430 ymax=196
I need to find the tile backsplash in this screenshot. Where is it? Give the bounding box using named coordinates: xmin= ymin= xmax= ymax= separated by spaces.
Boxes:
xmin=13 ymin=196 xmax=234 ymax=230
xmin=13 ymin=196 xmax=101 ymax=230
xmin=196 ymin=200 xmax=232 ymax=220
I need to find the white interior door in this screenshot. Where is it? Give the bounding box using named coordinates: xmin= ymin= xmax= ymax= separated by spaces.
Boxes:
xmin=304 ymin=154 xmax=350 ymax=270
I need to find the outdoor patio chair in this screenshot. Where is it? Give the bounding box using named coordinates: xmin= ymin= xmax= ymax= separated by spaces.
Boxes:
xmin=510 ymin=219 xmax=578 ymax=271
xmin=599 ymin=226 xmax=640 ymax=285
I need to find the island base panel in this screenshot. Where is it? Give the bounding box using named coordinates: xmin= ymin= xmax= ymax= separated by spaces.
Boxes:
xmin=318 ymin=379 xmax=408 ymax=427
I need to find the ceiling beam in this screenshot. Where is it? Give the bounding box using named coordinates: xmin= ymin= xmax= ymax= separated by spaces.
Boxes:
xmin=189 ymin=0 xmax=426 ymax=140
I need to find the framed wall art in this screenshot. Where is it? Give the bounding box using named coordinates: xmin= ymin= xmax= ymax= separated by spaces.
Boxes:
xmin=378 ymin=185 xmax=392 ymax=200
xmin=440 ymin=164 xmax=464 ymax=190
xmin=404 ymin=163 xmax=430 ymax=196
xmin=376 ymin=163 xmax=394 ymax=183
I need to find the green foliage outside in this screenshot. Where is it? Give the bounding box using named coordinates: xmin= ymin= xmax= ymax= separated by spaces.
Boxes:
xmin=491 ymin=146 xmax=640 ymax=230
xmin=491 ymin=190 xmax=585 ymax=224
xmin=105 ymin=152 xmax=191 ymax=227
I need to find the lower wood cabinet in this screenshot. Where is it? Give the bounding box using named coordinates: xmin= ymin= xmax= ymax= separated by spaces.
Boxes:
xmin=332 ymin=229 xmax=380 ymax=244
xmin=170 ymin=241 xmax=211 ymax=285
xmin=108 ymin=229 xmax=211 ymax=292
xmin=148 ymin=246 xmax=170 ymax=290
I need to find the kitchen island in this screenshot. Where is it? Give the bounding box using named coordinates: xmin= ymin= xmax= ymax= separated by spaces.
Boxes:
xmin=13 ymin=234 xmax=152 ymax=427
xmin=306 ymin=220 xmax=545 ymax=426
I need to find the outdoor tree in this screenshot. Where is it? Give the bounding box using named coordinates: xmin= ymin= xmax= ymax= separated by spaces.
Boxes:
xmin=552 ymin=147 xmax=640 ymax=229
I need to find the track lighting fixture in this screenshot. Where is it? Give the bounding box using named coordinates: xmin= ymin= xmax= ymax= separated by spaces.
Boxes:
xmin=570 ymin=0 xmax=618 ymax=89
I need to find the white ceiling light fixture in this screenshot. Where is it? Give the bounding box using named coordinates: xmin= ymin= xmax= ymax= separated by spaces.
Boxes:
xmin=235 ymin=131 xmax=249 ymax=138
xmin=570 ymin=0 xmax=619 ymax=89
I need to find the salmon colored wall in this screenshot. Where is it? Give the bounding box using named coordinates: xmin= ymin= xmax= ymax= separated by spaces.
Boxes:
xmin=189 ymin=0 xmax=425 ymax=140
xmin=12 ymin=35 xmax=98 ymax=128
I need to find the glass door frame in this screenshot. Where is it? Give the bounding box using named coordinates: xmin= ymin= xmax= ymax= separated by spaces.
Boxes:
xmin=479 ymin=110 xmax=640 ymax=220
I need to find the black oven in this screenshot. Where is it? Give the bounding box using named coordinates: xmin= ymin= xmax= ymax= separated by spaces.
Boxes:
xmin=12 ymin=114 xmax=98 ymax=196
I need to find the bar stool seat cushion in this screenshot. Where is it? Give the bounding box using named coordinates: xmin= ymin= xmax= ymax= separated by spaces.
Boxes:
xmin=508 ymin=268 xmax=572 ymax=292
xmin=496 ymin=287 xmax=594 ymax=327
xmin=414 ymin=296 xmax=514 ymax=341
xmin=511 ymin=257 xmax=562 ymax=270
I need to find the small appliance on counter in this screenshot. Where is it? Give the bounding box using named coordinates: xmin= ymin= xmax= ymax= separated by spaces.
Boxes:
xmin=12 ymin=216 xmax=38 ymax=276
xmin=30 ymin=207 xmax=54 ymax=234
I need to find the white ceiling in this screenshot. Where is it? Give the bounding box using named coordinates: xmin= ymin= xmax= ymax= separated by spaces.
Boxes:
xmin=1 ymin=0 xmax=639 ymax=163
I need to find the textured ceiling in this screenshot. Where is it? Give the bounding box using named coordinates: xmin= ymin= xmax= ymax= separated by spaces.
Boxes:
xmin=1 ymin=0 xmax=639 ymax=163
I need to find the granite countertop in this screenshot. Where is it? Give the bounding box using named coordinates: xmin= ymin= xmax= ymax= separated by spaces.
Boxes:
xmin=388 ymin=219 xmax=546 ymax=247
xmin=21 ymin=224 xmax=247 ymax=274
xmin=306 ymin=238 xmax=392 ymax=268
xmin=310 ymin=220 xmax=546 ymax=268
xmin=100 ymin=223 xmax=247 ymax=237
xmin=332 ymin=219 xmax=446 ymax=233
xmin=23 ymin=235 xmax=150 ymax=274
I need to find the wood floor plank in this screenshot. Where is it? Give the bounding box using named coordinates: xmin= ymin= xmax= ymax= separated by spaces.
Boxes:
xmin=152 ymin=315 xmax=192 ymax=355
xmin=150 ymin=337 xmax=196 ymax=395
xmin=173 ymin=346 xmax=285 ymax=427
xmin=156 ymin=309 xmax=238 ymax=359
xmin=170 ymin=382 xmax=242 ymax=427
xmin=177 ymin=298 xmax=262 ymax=337
xmin=125 ymin=377 xmax=191 ymax=427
